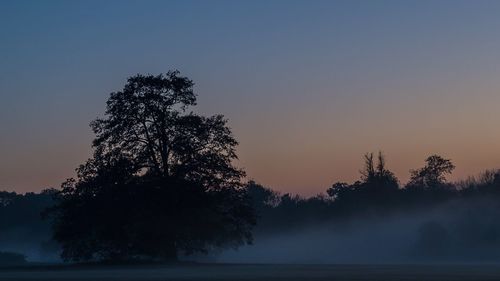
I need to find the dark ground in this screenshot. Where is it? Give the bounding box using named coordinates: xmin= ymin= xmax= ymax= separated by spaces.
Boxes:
xmin=2 ymin=264 xmax=500 ymax=281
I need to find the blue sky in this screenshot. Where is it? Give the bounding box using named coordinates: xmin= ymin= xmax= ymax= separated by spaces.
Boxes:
xmin=2 ymin=0 xmax=500 ymax=195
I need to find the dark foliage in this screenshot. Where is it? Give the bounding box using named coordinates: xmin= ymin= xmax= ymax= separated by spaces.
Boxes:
xmin=245 ymin=152 xmax=500 ymax=260
xmin=0 ymin=190 xmax=57 ymax=260
xmin=0 ymin=251 xmax=26 ymax=266
xmin=48 ymin=72 xmax=255 ymax=262
xmin=3 ymin=151 xmax=500 ymax=262
xmin=407 ymin=155 xmax=455 ymax=190
xmin=247 ymin=152 xmax=462 ymax=231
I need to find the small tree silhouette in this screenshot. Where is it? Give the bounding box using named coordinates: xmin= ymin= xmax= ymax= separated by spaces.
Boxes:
xmin=407 ymin=155 xmax=455 ymax=189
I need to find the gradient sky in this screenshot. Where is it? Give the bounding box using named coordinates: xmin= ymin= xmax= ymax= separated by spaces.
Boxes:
xmin=1 ymin=0 xmax=500 ymax=195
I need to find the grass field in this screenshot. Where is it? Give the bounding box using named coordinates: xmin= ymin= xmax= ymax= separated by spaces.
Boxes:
xmin=2 ymin=264 xmax=500 ymax=281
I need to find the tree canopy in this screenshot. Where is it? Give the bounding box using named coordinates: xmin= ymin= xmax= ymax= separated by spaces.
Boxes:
xmin=49 ymin=72 xmax=255 ymax=262
xmin=408 ymin=155 xmax=455 ymax=189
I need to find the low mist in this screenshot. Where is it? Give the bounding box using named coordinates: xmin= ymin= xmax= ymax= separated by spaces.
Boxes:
xmin=216 ymin=197 xmax=500 ymax=264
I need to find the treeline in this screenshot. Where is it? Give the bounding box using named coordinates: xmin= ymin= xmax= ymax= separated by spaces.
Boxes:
xmin=247 ymin=152 xmax=500 ymax=233
xmin=0 ymin=190 xmax=58 ymax=264
xmin=2 ymin=71 xmax=500 ymax=263
xmin=2 ymin=152 xmax=500 ymax=262
xmin=244 ymin=153 xmax=500 ymax=261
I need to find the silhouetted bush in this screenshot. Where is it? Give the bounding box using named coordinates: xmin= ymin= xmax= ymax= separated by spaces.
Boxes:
xmin=0 ymin=251 xmax=27 ymax=266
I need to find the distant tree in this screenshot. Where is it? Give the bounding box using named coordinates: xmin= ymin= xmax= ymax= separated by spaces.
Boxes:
xmin=0 ymin=191 xmax=17 ymax=208
xmin=49 ymin=72 xmax=255 ymax=262
xmin=0 ymin=251 xmax=26 ymax=266
xmin=361 ymin=152 xmax=399 ymax=189
xmin=360 ymin=153 xmax=376 ymax=182
xmin=326 ymin=182 xmax=352 ymax=200
xmin=414 ymin=221 xmax=451 ymax=258
xmin=246 ymin=181 xmax=280 ymax=211
xmin=326 ymin=152 xmax=399 ymax=214
xmin=458 ymin=169 xmax=500 ymax=196
xmin=407 ymin=155 xmax=455 ymax=189
xmin=0 ymin=190 xmax=57 ymax=259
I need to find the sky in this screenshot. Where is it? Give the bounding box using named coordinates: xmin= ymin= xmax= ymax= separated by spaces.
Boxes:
xmin=1 ymin=0 xmax=500 ymax=195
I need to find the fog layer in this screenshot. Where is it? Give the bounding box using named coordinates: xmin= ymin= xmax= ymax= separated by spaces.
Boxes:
xmin=217 ymin=198 xmax=500 ymax=264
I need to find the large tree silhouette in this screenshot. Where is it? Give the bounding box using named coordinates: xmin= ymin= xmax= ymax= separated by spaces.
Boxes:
xmin=49 ymin=72 xmax=255 ymax=262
